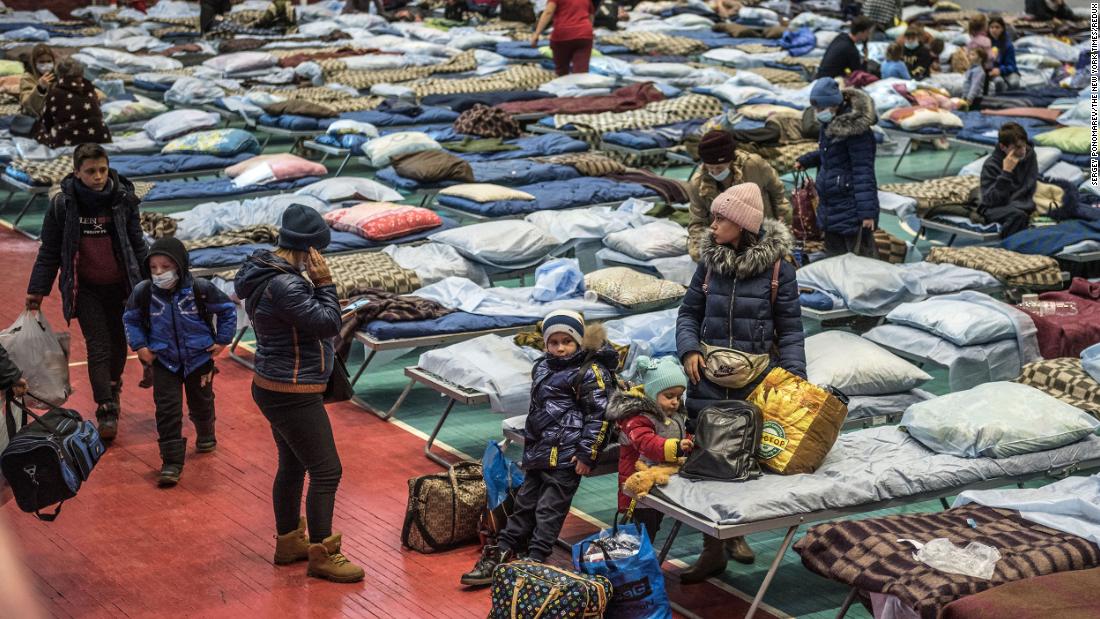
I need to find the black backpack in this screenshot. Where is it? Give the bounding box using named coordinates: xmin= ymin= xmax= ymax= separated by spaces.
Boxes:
xmin=135 ymin=278 xmax=218 ymax=338
xmin=1 ymin=396 xmax=104 ymax=521
xmin=679 ymin=400 xmax=763 ymax=482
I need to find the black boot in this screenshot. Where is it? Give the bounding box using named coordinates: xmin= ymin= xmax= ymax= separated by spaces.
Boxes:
xmin=158 ymin=438 xmax=187 ymax=487
xmin=460 ymin=545 xmax=513 ymax=587
xmin=193 ymin=419 xmax=217 ymax=453
xmin=96 ymin=402 xmax=120 ymax=442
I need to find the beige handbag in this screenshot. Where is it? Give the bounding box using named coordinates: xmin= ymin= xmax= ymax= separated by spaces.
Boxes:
xmin=699 ymin=261 xmax=783 ymax=389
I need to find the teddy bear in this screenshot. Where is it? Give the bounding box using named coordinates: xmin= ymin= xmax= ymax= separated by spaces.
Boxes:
xmin=624 ymin=459 xmax=684 ymax=501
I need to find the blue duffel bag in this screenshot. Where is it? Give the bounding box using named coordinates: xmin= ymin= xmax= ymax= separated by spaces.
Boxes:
xmin=2 ymin=395 xmax=104 ymax=521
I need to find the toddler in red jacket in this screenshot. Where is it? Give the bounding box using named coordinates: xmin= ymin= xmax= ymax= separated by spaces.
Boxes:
xmin=606 ymin=355 xmax=691 ymax=541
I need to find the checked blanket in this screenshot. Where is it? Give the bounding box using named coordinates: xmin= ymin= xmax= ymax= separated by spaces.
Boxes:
xmin=926 ymin=246 xmax=1063 ymax=290
xmin=794 ymin=504 xmax=1100 ymax=619
xmin=552 ymin=94 xmax=722 ymax=146
xmin=1016 ymin=357 xmax=1100 ymax=417
xmin=214 ymin=252 xmax=420 ymax=300
xmin=601 ymin=31 xmax=707 ymax=56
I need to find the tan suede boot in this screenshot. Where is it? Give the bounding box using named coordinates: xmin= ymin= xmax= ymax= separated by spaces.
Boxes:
xmin=307 ymin=533 xmax=365 ymax=583
xmin=273 ymin=517 xmax=310 ymax=565
xmin=726 ymin=536 xmax=756 ymax=565
xmin=678 ymin=535 xmax=727 ymax=584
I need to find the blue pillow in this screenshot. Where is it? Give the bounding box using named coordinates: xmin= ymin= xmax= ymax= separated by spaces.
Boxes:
xmin=160 ymin=129 xmax=262 ymax=156
xmin=886 ymin=298 xmax=1016 ymax=347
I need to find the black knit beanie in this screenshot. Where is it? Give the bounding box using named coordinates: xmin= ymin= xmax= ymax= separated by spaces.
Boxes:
xmin=278 ymin=203 xmax=331 ymax=252
xmin=148 ymin=237 xmax=189 ymax=274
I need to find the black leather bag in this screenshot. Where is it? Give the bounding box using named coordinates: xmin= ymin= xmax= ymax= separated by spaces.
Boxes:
xmin=323 ymin=355 xmax=353 ymax=404
xmin=679 ymin=400 xmax=763 ymax=482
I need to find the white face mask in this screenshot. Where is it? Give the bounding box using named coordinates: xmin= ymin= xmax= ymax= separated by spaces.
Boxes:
xmin=709 ymin=168 xmax=731 ymax=182
xmin=36 ymin=63 xmax=53 ymax=74
xmin=152 ymin=270 xmax=178 ymax=290
xmin=816 ymin=110 xmax=835 ymax=123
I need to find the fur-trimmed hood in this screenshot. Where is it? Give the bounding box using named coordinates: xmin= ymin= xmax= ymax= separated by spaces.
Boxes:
xmin=824 ymin=89 xmax=877 ymax=139
xmin=605 ymin=385 xmax=662 ymax=422
xmin=700 ymin=218 xmax=794 ymax=279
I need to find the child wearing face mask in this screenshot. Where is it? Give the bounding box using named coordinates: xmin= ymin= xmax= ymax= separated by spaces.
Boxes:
xmin=123 ymin=237 xmax=237 ymax=487
xmin=899 ymin=26 xmax=935 ymax=80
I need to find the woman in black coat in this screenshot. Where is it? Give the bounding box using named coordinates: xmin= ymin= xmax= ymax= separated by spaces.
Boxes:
xmin=674 ymin=182 xmax=806 ymax=584
xmin=234 ymin=205 xmax=363 ymax=584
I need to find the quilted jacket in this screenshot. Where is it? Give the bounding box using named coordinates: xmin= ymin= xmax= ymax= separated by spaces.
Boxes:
xmin=676 ymin=219 xmax=806 ymax=418
xmin=606 ymin=386 xmax=690 ymax=511
xmin=522 ymin=324 xmax=618 ymax=471
xmin=234 ymin=250 xmax=341 ymax=392
xmin=796 ymin=89 xmax=880 ymax=236
xmin=27 ymin=171 xmax=148 ymax=322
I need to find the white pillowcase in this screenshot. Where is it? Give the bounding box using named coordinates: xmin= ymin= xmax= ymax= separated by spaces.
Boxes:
xmin=886 ymin=298 xmax=1016 ymax=347
xmin=361 ymin=132 xmax=441 ymax=168
xmin=438 ymin=184 xmax=536 ymax=203
xmin=296 ymin=177 xmax=403 ymax=203
xmin=429 ymin=220 xmax=559 ymax=265
xmin=806 ymin=331 xmax=932 ymax=396
xmin=202 ymin=51 xmax=277 ymax=75
xmin=326 ymin=119 xmax=379 ymax=137
xmin=631 ymin=63 xmax=694 ymax=78
xmin=143 ymin=109 xmax=220 ymax=142
xmin=603 ymin=220 xmax=687 ymax=260
xmin=901 ymin=382 xmax=1100 ymax=458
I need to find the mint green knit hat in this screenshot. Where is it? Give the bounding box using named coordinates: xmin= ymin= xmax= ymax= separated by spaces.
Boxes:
xmin=633 ymin=355 xmax=688 ymax=399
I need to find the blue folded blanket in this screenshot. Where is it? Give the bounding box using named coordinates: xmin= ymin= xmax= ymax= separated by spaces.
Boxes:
xmin=436 ymin=177 xmax=655 ymax=217
xmin=143 ymin=176 xmax=321 ymax=202
xmin=112 ymin=153 xmax=253 ymax=178
xmin=362 ymin=311 xmax=533 ymax=340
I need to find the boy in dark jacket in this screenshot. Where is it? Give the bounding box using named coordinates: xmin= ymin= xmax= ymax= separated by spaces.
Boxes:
xmin=796 ymin=78 xmax=880 ymax=258
xmin=606 ymin=356 xmax=690 ymax=541
xmin=123 ymin=238 xmax=237 ymax=487
xmin=979 ymin=122 xmax=1038 ymax=238
xmin=26 ymin=143 xmax=149 ymax=442
xmin=461 ymin=310 xmax=617 ymax=586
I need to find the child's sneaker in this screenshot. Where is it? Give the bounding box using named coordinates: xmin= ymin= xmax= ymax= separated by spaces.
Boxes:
xmin=460 ymin=545 xmax=513 ymax=587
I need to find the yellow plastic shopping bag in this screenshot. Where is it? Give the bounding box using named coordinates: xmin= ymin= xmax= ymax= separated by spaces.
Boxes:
xmin=749 ymin=367 xmax=847 ymax=475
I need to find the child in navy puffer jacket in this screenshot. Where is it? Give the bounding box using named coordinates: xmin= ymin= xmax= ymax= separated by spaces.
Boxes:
xmin=123 ymin=237 xmax=236 ymax=487
xmin=461 ymin=309 xmax=618 ymax=587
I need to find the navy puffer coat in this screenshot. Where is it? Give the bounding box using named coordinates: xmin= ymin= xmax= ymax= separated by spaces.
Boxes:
xmin=523 ymin=325 xmax=618 ymax=471
xmin=234 ymin=250 xmax=341 ymax=391
xmin=675 ymin=219 xmax=806 ymax=418
xmin=796 ymin=89 xmax=880 ymax=236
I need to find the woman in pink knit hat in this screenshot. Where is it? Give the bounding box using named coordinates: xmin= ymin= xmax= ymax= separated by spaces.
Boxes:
xmin=673 ymin=181 xmax=806 ymax=584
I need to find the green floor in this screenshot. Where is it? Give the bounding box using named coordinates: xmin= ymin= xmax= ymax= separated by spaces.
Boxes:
xmin=3 ymin=134 xmax=997 ymax=618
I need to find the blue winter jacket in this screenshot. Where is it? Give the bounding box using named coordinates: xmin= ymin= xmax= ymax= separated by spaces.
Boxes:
xmin=123 ymin=276 xmax=237 ymax=377
xmin=991 ymin=34 xmax=1018 ymax=76
xmin=676 ymin=220 xmax=806 ymax=419
xmin=234 ymin=250 xmax=341 ymax=390
xmin=796 ymin=89 xmax=880 ymax=236
xmin=522 ymin=328 xmax=618 ymax=471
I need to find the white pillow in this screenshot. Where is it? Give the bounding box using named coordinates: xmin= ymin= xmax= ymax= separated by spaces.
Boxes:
xmin=429 ymin=220 xmax=559 ymax=265
xmin=231 ymin=161 xmax=275 ymax=188
xmin=202 ymin=51 xmax=277 ymax=75
xmin=709 ymin=84 xmax=776 ymax=107
xmin=326 ymin=119 xmax=379 ymax=137
xmin=886 ymin=298 xmax=1016 ymax=347
xmin=603 ymin=220 xmax=687 ymax=261
xmin=296 ymin=177 xmax=403 ymax=203
xmin=806 ymin=331 xmax=931 ymax=396
xmin=438 ymin=184 xmax=536 ymax=203
xmin=630 ymin=63 xmax=694 ymax=78
xmin=362 ymin=132 xmax=441 ymax=168
xmin=901 ymin=382 xmax=1100 ymax=458
xmin=143 ymin=109 xmax=220 ymax=142
xmin=540 ymin=73 xmax=617 ymax=93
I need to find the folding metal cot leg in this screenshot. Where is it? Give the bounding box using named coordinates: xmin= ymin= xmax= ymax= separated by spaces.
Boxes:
xmin=259 ymin=134 xmax=272 ymax=151
xmin=227 ymin=326 xmax=255 ymax=370
xmin=940 ymin=146 xmax=959 ymax=177
xmin=10 ymin=194 xmax=40 ymax=240
xmin=334 ymin=153 xmax=351 ymax=177
xmin=355 ymin=376 xmax=415 ymax=421
xmin=939 ymin=497 xmax=951 ymax=510
xmin=835 ymin=587 xmax=859 ymax=619
xmin=424 ymin=398 xmax=458 ymax=467
xmin=317 ymin=152 xmax=330 ymax=166
xmin=746 ymin=525 xmax=800 ymax=619
xmin=947 ymin=233 xmax=958 ymax=247
xmin=892 ymin=139 xmax=912 ymax=176
xmin=656 ymin=520 xmax=682 ymax=564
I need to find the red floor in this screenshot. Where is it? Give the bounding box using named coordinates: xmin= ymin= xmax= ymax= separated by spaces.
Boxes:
xmin=0 ymin=226 xmax=774 ymax=618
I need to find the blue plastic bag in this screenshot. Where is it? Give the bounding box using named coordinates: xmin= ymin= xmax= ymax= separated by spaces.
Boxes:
xmin=531 ymin=258 xmax=585 ymax=302
xmin=481 ymin=441 xmax=524 ymax=509
xmin=572 ymin=523 xmax=672 ymax=619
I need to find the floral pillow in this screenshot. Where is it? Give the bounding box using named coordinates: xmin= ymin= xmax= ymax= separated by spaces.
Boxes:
xmin=323 ymin=202 xmax=443 ymax=241
xmin=584 ymin=267 xmax=686 ymax=311
xmin=161 ymin=129 xmax=261 ymax=156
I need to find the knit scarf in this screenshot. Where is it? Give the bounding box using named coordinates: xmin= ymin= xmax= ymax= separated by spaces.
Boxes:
xmin=74 ymin=178 xmax=115 ymax=213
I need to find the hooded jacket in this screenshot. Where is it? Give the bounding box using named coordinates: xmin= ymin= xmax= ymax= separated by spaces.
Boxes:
xmin=522 ymin=324 xmax=618 ymax=471
xmin=796 ymin=89 xmax=880 ymax=236
xmin=980 ymin=144 xmax=1038 ymax=215
xmin=27 ymin=171 xmax=148 ymax=322
xmin=686 ymin=150 xmax=791 ymax=260
xmin=606 ymin=386 xmax=690 ymax=511
xmin=122 ymin=240 xmax=237 ymax=378
xmin=234 ymin=249 xmax=341 ymax=392
xmin=19 ymin=44 xmax=53 ymax=117
xmin=676 ymin=219 xmax=806 ymax=417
